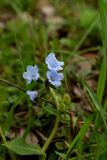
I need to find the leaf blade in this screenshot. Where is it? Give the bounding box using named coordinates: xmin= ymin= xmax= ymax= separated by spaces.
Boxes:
xmin=3 ymin=138 xmax=44 ymax=156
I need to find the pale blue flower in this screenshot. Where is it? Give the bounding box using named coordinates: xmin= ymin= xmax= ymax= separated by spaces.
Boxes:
xmin=26 ymin=90 xmax=38 ymax=101
xmin=45 ymin=53 xmax=64 ymax=71
xmin=46 ymin=70 xmax=64 ymax=87
xmin=23 ymin=65 xmax=39 ymax=84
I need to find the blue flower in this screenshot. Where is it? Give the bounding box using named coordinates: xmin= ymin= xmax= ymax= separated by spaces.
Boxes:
xmin=45 ymin=53 xmax=64 ymax=71
xmin=23 ymin=65 xmax=39 ymax=84
xmin=26 ymin=90 xmax=38 ymax=101
xmin=46 ymin=70 xmax=64 ymax=87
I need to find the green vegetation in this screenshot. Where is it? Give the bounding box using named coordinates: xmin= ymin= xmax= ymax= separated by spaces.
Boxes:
xmin=0 ymin=0 xmax=107 ymax=159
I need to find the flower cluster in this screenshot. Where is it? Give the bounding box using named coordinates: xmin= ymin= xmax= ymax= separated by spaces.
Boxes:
xmin=45 ymin=53 xmax=64 ymax=87
xmin=23 ymin=53 xmax=64 ymax=101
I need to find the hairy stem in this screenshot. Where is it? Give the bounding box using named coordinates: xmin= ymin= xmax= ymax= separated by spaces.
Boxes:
xmin=41 ymin=88 xmax=60 ymax=159
xmin=0 ymin=78 xmax=55 ymax=106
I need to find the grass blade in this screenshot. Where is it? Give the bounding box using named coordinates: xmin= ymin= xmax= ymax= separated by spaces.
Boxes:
xmin=97 ymin=0 xmax=107 ymax=103
xmin=83 ymin=81 xmax=107 ymax=131
xmin=65 ymin=115 xmax=93 ymax=159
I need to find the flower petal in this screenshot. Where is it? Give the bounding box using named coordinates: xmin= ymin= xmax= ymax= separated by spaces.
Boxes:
xmin=23 ymin=65 xmax=39 ymax=84
xmin=53 ymin=81 xmax=61 ymax=87
xmin=34 ymin=65 xmax=39 ymax=73
xmin=26 ymin=90 xmax=38 ymax=101
xmin=46 ymin=70 xmax=63 ymax=87
xmin=45 ymin=53 xmax=64 ymax=71
xmin=23 ymin=72 xmax=32 ymax=80
xmin=27 ymin=66 xmax=34 ymax=72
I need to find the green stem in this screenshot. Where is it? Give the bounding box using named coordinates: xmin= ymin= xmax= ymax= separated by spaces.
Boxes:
xmin=0 ymin=78 xmax=25 ymax=91
xmin=0 ymin=127 xmax=7 ymax=143
xmin=41 ymin=88 xmax=60 ymax=158
xmin=0 ymin=78 xmax=55 ymax=106
xmin=0 ymin=127 xmax=16 ymax=160
xmin=52 ymin=46 xmax=100 ymax=56
xmin=36 ymin=96 xmax=55 ymax=106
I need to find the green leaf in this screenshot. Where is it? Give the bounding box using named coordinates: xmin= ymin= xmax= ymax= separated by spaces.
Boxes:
xmin=43 ymin=105 xmax=56 ymax=116
xmin=3 ymin=138 xmax=44 ymax=156
xmin=0 ymin=87 xmax=7 ymax=106
xmin=65 ymin=115 xmax=93 ymax=159
xmin=83 ymin=81 xmax=107 ymax=130
xmin=97 ymin=0 xmax=107 ymax=104
xmin=97 ymin=57 xmax=106 ymax=104
xmin=95 ymin=133 xmax=107 ymax=159
xmin=55 ymin=151 xmax=66 ymax=159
